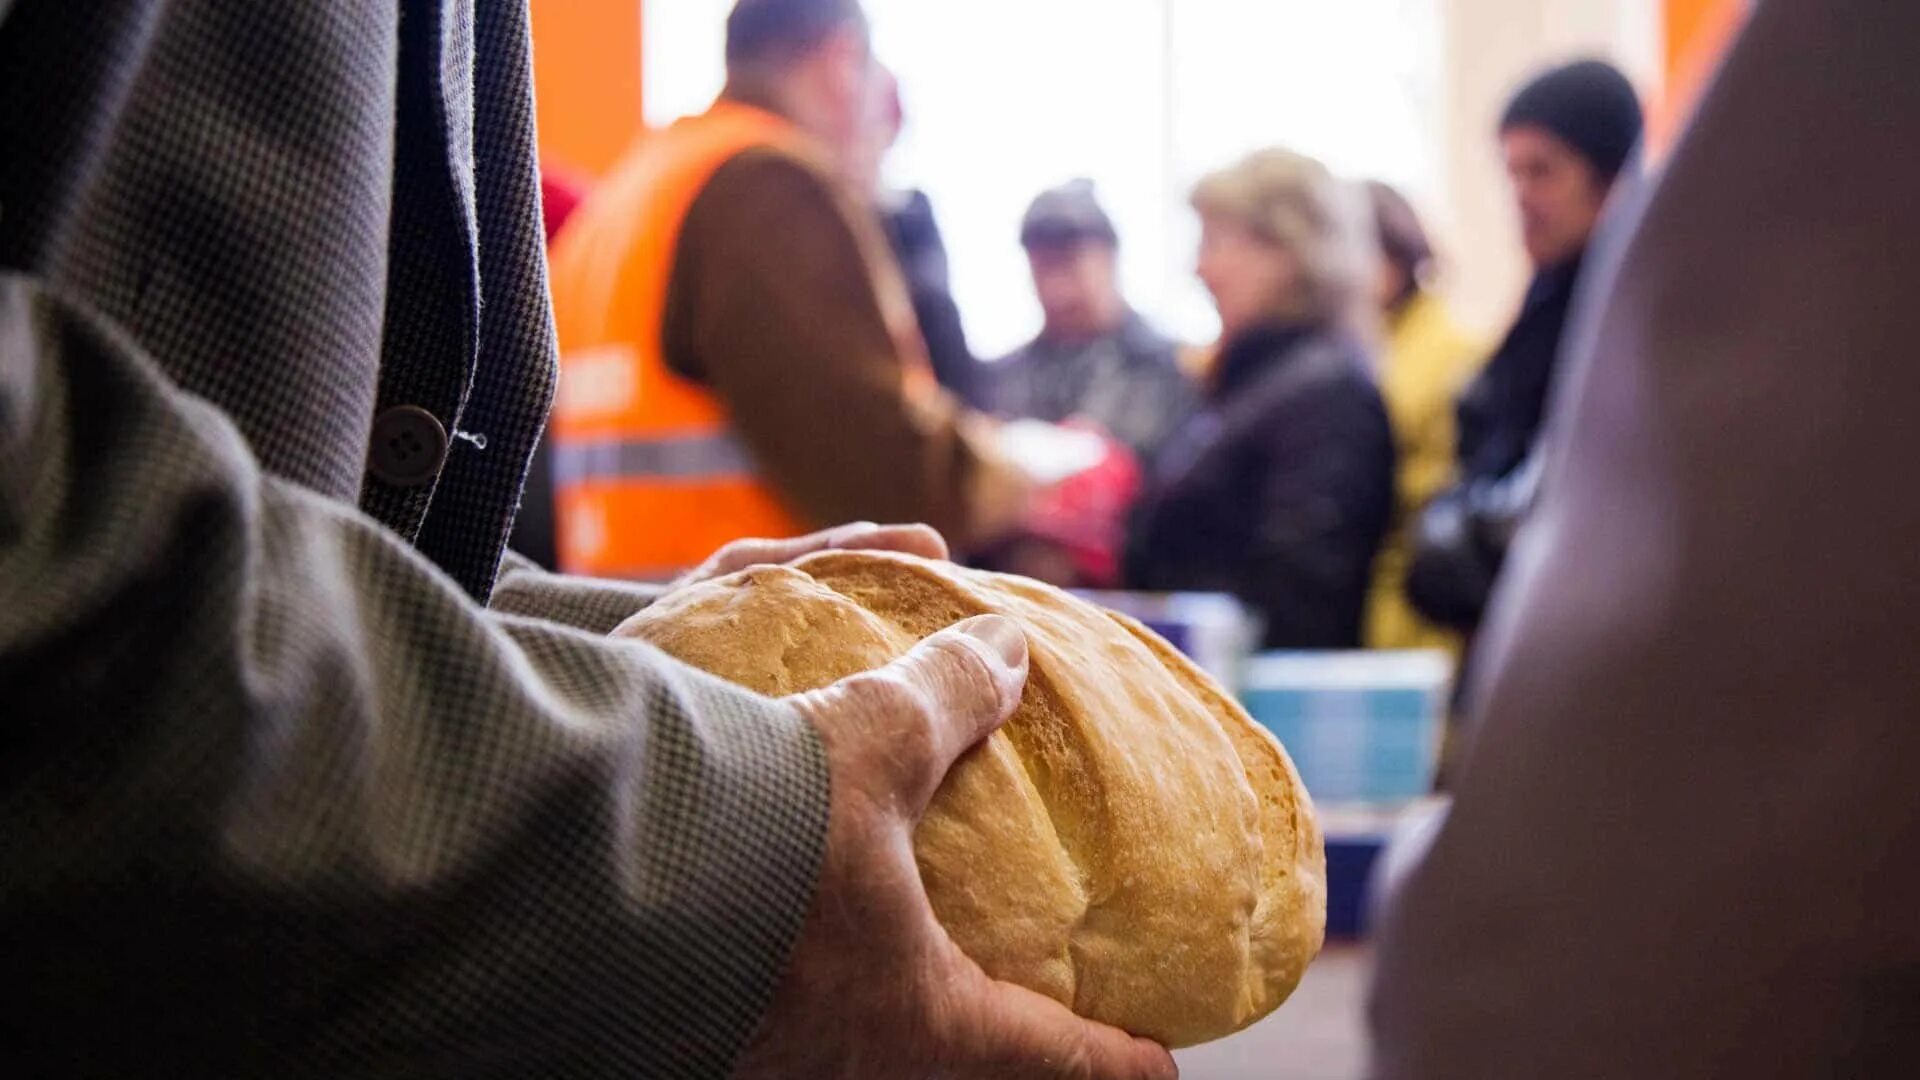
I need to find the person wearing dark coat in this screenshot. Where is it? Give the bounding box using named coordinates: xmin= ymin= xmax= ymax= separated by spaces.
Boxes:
xmin=1408 ymin=58 xmax=1643 ymax=630
xmin=1127 ymin=149 xmax=1394 ymax=649
xmin=882 ymin=188 xmax=985 ymax=408
xmin=863 ymin=70 xmax=986 ymax=407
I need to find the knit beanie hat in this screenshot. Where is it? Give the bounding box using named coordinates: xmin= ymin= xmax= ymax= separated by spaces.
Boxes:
xmin=1500 ymin=59 xmax=1644 ymax=182
xmin=1021 ymin=180 xmax=1119 ymax=249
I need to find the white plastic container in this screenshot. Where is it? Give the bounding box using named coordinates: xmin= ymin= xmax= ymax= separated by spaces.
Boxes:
xmin=1071 ymin=590 xmax=1259 ymax=688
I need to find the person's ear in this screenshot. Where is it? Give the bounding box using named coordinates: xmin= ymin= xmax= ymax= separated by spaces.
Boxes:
xmin=819 ymin=28 xmax=873 ymax=107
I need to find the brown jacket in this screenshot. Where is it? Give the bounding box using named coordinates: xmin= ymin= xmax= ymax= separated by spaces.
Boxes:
xmin=1370 ymin=2 xmax=1920 ymax=1075
xmin=662 ymin=134 xmax=1021 ymax=548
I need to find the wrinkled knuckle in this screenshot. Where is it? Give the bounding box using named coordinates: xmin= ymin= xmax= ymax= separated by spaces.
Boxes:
xmin=937 ymin=634 xmax=1007 ymax=713
xmin=919 ymin=994 xmax=967 ymax=1065
xmin=838 ymin=670 xmax=938 ymax=761
xmin=849 ymin=668 xmax=933 ymax=721
xmin=920 ymin=971 xmax=991 ymax=1073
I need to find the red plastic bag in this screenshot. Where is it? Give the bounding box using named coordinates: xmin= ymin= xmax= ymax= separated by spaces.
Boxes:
xmin=1010 ymin=419 xmax=1142 ymax=588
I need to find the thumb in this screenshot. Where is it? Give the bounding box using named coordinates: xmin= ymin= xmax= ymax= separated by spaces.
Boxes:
xmin=799 ymin=614 xmax=1029 ymax=814
xmin=892 ymin=614 xmax=1030 ymax=769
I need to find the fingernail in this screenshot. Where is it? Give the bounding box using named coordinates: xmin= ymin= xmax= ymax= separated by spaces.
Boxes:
xmin=957 ymin=614 xmax=1026 ymax=670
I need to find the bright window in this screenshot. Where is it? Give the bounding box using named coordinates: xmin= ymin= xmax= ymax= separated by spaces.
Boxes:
xmin=644 ymin=1 xmax=1443 ymax=355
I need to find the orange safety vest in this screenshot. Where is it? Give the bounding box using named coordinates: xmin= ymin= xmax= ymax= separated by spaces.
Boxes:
xmin=546 ymin=101 xmax=816 ymax=580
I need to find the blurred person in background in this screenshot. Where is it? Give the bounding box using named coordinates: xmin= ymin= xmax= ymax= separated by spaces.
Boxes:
xmin=546 ymin=0 xmax=1031 ymax=581
xmin=1408 ymin=58 xmax=1642 ymax=634
xmin=1126 ymin=150 xmax=1395 ymax=649
xmin=1363 ymin=181 xmax=1484 ymax=653
xmin=863 ymin=71 xmax=987 ymax=407
xmin=991 ymin=180 xmax=1198 ymax=465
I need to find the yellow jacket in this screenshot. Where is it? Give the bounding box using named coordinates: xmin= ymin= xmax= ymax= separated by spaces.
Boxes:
xmin=1366 ymin=291 xmax=1486 ymax=652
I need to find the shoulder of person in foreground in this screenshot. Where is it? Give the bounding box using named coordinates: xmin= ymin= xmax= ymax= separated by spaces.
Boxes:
xmin=1371 ymin=2 xmax=1920 ymax=1076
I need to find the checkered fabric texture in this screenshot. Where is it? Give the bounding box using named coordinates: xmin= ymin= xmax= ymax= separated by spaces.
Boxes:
xmin=0 ymin=2 xmax=829 ymax=1076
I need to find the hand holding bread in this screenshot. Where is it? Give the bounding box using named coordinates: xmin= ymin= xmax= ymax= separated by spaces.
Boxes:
xmin=722 ymin=613 xmax=1177 ymax=1079
xmin=619 ymin=550 xmax=1326 ymax=1057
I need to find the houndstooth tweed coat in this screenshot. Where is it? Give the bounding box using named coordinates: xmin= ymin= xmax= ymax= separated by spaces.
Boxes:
xmin=0 ymin=2 xmax=828 ymax=1076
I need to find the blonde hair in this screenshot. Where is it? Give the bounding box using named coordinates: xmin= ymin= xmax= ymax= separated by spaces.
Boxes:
xmin=1191 ymin=148 xmax=1378 ymax=333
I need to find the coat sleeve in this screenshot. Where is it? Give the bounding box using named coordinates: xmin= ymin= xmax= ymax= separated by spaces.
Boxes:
xmin=0 ymin=274 xmax=827 ymax=1079
xmin=1245 ymin=375 xmax=1396 ymax=648
xmin=1369 ymin=2 xmax=1920 ymax=1075
xmin=491 ymin=546 xmax=666 ymax=633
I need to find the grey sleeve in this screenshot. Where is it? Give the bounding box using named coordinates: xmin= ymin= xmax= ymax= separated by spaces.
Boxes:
xmin=491 ymin=547 xmax=667 ymax=634
xmin=0 ymin=275 xmax=827 ymax=1078
xmin=1369 ymin=3 xmax=1920 ymax=1076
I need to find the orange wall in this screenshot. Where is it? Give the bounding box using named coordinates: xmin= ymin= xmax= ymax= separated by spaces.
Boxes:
xmin=531 ymin=0 xmax=645 ymax=178
xmin=1653 ymin=0 xmax=1749 ymax=155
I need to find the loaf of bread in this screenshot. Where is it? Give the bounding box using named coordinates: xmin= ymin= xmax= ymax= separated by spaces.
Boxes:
xmin=615 ymin=551 xmax=1325 ymax=1047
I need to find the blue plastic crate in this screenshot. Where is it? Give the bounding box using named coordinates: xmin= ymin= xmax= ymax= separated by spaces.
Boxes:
xmin=1239 ymin=651 xmax=1451 ymax=805
xmin=1315 ymin=802 xmax=1448 ymax=938
xmin=1325 ymin=833 xmax=1386 ymax=938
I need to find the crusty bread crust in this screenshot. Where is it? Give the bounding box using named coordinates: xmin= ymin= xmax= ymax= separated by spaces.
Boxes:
xmin=615 ymin=552 xmax=1325 ymax=1046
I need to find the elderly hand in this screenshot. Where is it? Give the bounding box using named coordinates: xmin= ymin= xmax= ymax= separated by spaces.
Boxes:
xmin=673 ymin=521 xmax=949 ymax=591
xmin=731 ymin=615 xmax=1178 ymax=1080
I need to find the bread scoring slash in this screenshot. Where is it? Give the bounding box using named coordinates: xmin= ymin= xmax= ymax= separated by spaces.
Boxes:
xmin=614 ymin=551 xmax=1325 ymax=1047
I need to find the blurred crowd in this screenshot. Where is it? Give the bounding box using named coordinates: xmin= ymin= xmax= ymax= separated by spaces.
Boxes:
xmin=527 ymin=0 xmax=1647 ymax=679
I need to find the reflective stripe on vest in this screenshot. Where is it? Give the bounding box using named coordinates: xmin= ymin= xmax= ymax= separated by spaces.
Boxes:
xmin=546 ymin=101 xmax=811 ymax=578
xmin=552 ymin=431 xmax=757 ymax=487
